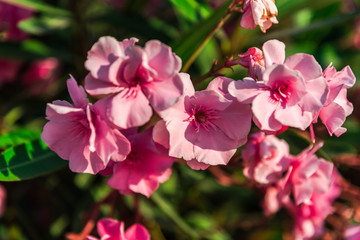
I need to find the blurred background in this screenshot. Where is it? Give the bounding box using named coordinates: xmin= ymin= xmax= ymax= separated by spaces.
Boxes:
xmin=0 ymin=0 xmax=360 ymax=239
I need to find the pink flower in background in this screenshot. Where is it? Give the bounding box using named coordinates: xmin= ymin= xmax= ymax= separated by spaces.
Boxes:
xmin=41 ymin=77 xmax=131 ymax=174
xmin=280 ymin=144 xmax=334 ymax=206
xmin=0 ymin=2 xmax=33 ymax=42
xmin=238 ymin=47 xmax=265 ymax=80
xmin=242 ymin=132 xmax=291 ymax=184
xmin=290 ymin=169 xmax=341 ymax=240
xmin=159 ymin=74 xmax=252 ymax=169
xmin=315 ymin=64 xmax=356 ymax=136
xmin=107 ymin=125 xmax=175 ymax=197
xmin=345 ymin=225 xmax=360 ymax=240
xmin=22 ymin=58 xmax=60 ymax=95
xmin=229 ymin=39 xmax=328 ymax=133
xmin=0 ymin=58 xmax=21 ymax=86
xmin=86 ymin=218 xmax=150 ymax=240
xmin=240 ymin=0 xmax=278 ymax=33
xmin=84 ymin=36 xmax=183 ymax=129
xmin=0 ymin=185 xmax=6 ymax=217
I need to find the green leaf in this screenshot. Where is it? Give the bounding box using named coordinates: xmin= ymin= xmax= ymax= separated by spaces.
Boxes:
xmin=170 ymin=0 xmax=211 ymax=22
xmin=19 ymin=16 xmax=70 ymax=35
xmin=171 ymin=1 xmax=231 ymax=65
xmin=0 ymin=40 xmax=72 ymax=60
xmin=1 ymin=0 xmax=70 ymax=16
xmin=0 ymin=129 xmax=40 ymax=149
xmin=261 ymin=10 xmax=360 ymax=41
xmin=0 ymin=138 xmax=67 ymax=181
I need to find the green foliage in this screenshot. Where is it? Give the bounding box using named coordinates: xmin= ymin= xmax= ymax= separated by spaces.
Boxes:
xmin=0 ymin=138 xmax=66 ymax=181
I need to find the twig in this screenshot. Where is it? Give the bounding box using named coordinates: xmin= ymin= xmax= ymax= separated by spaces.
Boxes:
xmin=65 ymin=190 xmax=118 ymax=240
xmin=182 ymin=0 xmax=243 ymax=72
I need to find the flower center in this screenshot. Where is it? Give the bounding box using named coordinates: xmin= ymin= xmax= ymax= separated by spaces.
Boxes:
xmin=185 ymin=106 xmax=219 ymax=132
xmin=271 ymin=82 xmax=291 ymax=106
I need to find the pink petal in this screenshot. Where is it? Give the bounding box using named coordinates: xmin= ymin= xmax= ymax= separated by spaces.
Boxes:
xmin=145 ymin=40 xmax=181 ymax=79
xmin=213 ymin=101 xmax=252 ymax=143
xmin=143 ymin=72 xmax=184 ymax=111
xmin=107 ymin=163 xmax=132 ymax=195
xmin=167 ymin=120 xmax=195 ymax=160
xmin=299 ymin=76 xmax=328 ymax=112
xmin=188 ymin=90 xmax=231 ymax=112
xmin=186 ymin=159 xmax=210 ymax=170
xmin=97 ymin=218 xmax=125 ymax=239
xmin=319 ymin=102 xmax=346 ymax=136
xmin=125 ymin=224 xmax=151 ymax=240
xmin=284 ymin=53 xmax=323 ymax=81
xmin=262 ymin=39 xmax=286 ymax=67
xmin=85 ymin=36 xmax=124 ymax=80
xmin=274 ymin=105 xmax=313 ymax=130
xmin=107 ymin=89 xmax=153 ymax=128
xmin=193 ymin=128 xmax=238 ymax=165
xmin=228 ymin=77 xmax=265 ymax=104
xmin=67 ymin=76 xmax=88 ymax=108
xmin=240 ymin=4 xmax=256 ymax=29
xmin=152 ymin=120 xmax=170 ymax=149
xmin=252 ymin=91 xmax=282 ymax=132
xmin=85 ymin=73 xmax=123 ymax=96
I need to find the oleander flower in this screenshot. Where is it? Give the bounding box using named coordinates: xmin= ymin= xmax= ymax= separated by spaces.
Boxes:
xmin=345 ymin=225 xmax=360 ymax=240
xmin=84 ymin=36 xmax=183 ymax=129
xmin=0 ymin=1 xmax=33 ymax=42
xmin=290 ymin=169 xmax=341 ymax=240
xmin=280 ymin=144 xmax=334 ymax=206
xmin=158 ymin=74 xmax=252 ymax=169
xmin=238 ymin=47 xmax=265 ymax=80
xmin=107 ymin=125 xmax=175 ymax=197
xmin=41 ymin=77 xmax=131 ymax=174
xmin=240 ymin=0 xmax=278 ymax=33
xmin=242 ymin=132 xmax=291 ymax=184
xmin=229 ymin=39 xmax=328 ymax=133
xmin=86 ymin=218 xmax=150 ymax=240
xmin=315 ymin=64 xmax=356 ymax=137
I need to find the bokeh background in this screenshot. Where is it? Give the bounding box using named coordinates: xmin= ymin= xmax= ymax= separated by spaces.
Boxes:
xmin=0 ymin=0 xmax=360 ymax=239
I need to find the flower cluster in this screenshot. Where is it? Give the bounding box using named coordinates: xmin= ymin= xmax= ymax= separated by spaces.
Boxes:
xmin=41 ymin=35 xmax=355 ymax=239
xmin=243 ymin=133 xmax=341 ymax=239
xmin=86 ymin=218 xmax=150 ymax=240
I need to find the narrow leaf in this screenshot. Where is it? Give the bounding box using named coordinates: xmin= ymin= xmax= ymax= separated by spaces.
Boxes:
xmin=0 ymin=138 xmax=67 ymax=181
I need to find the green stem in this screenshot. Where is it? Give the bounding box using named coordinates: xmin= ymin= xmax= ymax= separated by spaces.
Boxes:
xmin=181 ymin=1 xmax=238 ymax=72
xmin=151 ymin=192 xmax=201 ymax=239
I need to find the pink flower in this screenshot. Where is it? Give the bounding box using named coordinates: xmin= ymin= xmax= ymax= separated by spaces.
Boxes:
xmin=86 ymin=218 xmax=150 ymax=240
xmin=242 ymin=132 xmax=291 ymax=184
xmin=0 ymin=185 xmax=6 ymax=217
xmin=290 ymin=169 xmax=341 ymax=240
xmin=158 ymin=74 xmax=252 ymax=169
xmin=84 ymin=36 xmax=183 ymax=129
xmin=107 ymin=125 xmax=175 ymax=197
xmin=229 ymin=39 xmax=328 ymax=133
xmin=22 ymin=58 xmax=60 ymax=95
xmin=0 ymin=58 xmax=21 ymax=86
xmin=41 ymin=77 xmax=131 ymax=174
xmin=315 ymin=64 xmax=356 ymax=137
xmin=0 ymin=2 xmax=33 ymax=42
xmin=240 ymin=0 xmax=278 ymax=33
xmin=238 ymin=47 xmax=265 ymax=80
xmin=281 ymin=144 xmax=334 ymax=206
xmin=345 ymin=225 xmax=360 ymax=240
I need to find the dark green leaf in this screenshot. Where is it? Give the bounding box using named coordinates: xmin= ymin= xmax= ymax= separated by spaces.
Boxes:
xmin=19 ymin=16 xmax=70 ymax=35
xmin=0 ymin=129 xmax=40 ymax=149
xmin=171 ymin=1 xmax=231 ymax=65
xmin=2 ymin=0 xmax=70 ymax=16
xmin=0 ymin=138 xmax=67 ymax=181
xmin=170 ymin=0 xmax=211 ymax=22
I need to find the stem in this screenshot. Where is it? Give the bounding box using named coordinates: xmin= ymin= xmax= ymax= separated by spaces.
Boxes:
xmin=151 ymin=192 xmax=201 ymax=239
xmin=133 ymin=194 xmax=141 ymax=223
xmin=181 ymin=1 xmax=240 ymax=72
